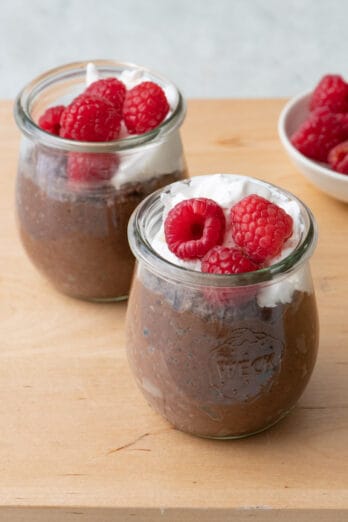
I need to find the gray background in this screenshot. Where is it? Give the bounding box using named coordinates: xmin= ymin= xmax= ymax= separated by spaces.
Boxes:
xmin=1 ymin=0 xmax=347 ymax=98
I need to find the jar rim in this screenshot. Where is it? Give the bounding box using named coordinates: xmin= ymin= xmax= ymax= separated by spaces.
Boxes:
xmin=14 ymin=59 xmax=186 ymax=152
xmin=128 ymin=174 xmax=318 ymax=287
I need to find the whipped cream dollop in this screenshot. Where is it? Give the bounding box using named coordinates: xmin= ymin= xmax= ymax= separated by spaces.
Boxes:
xmin=151 ymin=174 xmax=310 ymax=307
xmin=84 ymin=62 xmax=182 ymax=187
xmin=86 ymin=62 xmax=99 ymax=86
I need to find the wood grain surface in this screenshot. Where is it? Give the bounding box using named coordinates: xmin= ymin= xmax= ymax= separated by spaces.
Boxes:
xmin=0 ymin=99 xmax=347 ymax=521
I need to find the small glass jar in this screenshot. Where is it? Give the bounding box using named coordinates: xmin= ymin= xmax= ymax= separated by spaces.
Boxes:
xmin=126 ymin=176 xmax=319 ymax=439
xmin=14 ymin=60 xmax=187 ymax=301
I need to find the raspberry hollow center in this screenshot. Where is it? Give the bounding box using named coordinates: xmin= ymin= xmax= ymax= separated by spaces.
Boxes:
xmin=164 ymin=198 xmax=226 ymax=260
xmin=190 ymin=222 xmax=204 ymax=239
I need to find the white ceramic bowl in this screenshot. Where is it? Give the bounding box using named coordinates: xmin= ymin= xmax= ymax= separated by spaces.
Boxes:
xmin=278 ymin=91 xmax=348 ymax=203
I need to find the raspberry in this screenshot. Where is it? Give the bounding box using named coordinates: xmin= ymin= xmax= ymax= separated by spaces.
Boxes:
xmin=67 ymin=152 xmax=118 ymax=183
xmin=123 ymin=81 xmax=169 ymax=134
xmin=60 ymin=95 xmax=121 ymax=142
xmin=38 ymin=105 xmax=65 ymax=135
xmin=201 ymin=247 xmax=259 ymax=307
xmin=164 ymin=198 xmax=226 ymax=260
xmin=230 ymin=194 xmax=293 ymax=263
xmin=291 ymin=108 xmax=348 ymax=162
xmin=85 ymin=77 xmax=126 ymax=113
xmin=310 ymin=74 xmax=348 ymax=113
xmin=328 ymin=141 xmax=348 ymax=174
xmin=201 ymin=246 xmax=259 ymax=274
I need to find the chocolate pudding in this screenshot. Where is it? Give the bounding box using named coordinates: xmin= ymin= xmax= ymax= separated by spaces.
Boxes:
xmin=14 ymin=59 xmax=188 ymax=300
xmin=126 ymin=273 xmax=319 ymax=438
xmin=126 ymin=174 xmax=319 ymax=438
xmin=16 ymin=146 xmax=186 ymax=300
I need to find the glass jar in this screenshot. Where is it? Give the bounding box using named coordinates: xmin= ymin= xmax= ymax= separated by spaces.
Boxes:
xmin=14 ymin=60 xmax=187 ymax=301
xmin=126 ymin=175 xmax=319 ymax=439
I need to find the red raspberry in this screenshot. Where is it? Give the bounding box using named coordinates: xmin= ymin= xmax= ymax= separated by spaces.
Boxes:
xmin=38 ymin=105 xmax=65 ymax=135
xmin=310 ymin=74 xmax=348 ymax=113
xmin=291 ymin=108 xmax=348 ymax=162
xmin=230 ymin=194 xmax=293 ymax=264
xmin=202 ymin=246 xmax=259 ymax=274
xmin=85 ymin=77 xmax=126 ymax=113
xmin=164 ymin=198 xmax=226 ymax=260
xmin=67 ymin=152 xmax=118 ymax=183
xmin=60 ymin=95 xmax=121 ymax=142
xmin=328 ymin=141 xmax=348 ymax=175
xmin=123 ymin=81 xmax=169 ymax=134
xmin=201 ymin=247 xmax=259 ymax=307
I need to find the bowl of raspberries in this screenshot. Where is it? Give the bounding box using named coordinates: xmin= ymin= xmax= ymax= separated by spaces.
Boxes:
xmin=278 ymin=74 xmax=348 ymax=202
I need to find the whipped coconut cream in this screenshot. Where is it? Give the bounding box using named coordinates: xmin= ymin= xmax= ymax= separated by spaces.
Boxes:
xmin=84 ymin=63 xmax=182 ymax=188
xmin=86 ymin=62 xmax=99 ymax=86
xmin=150 ymin=174 xmax=310 ymax=306
xmin=113 ymin=132 xmax=184 ymax=188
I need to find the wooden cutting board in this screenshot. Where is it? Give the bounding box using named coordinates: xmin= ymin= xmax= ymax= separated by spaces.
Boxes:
xmin=1 ymin=99 xmax=347 ymax=521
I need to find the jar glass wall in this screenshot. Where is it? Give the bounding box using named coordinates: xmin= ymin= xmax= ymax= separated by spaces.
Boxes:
xmin=14 ymin=60 xmax=187 ymax=301
xmin=126 ymin=176 xmax=319 ymax=439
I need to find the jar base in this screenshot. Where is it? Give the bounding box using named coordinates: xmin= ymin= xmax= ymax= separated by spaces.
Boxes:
xmin=51 ymin=283 xmax=129 ymax=302
xmin=87 ymin=294 xmax=128 ymax=303
xmin=173 ymin=408 xmax=294 ymax=441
